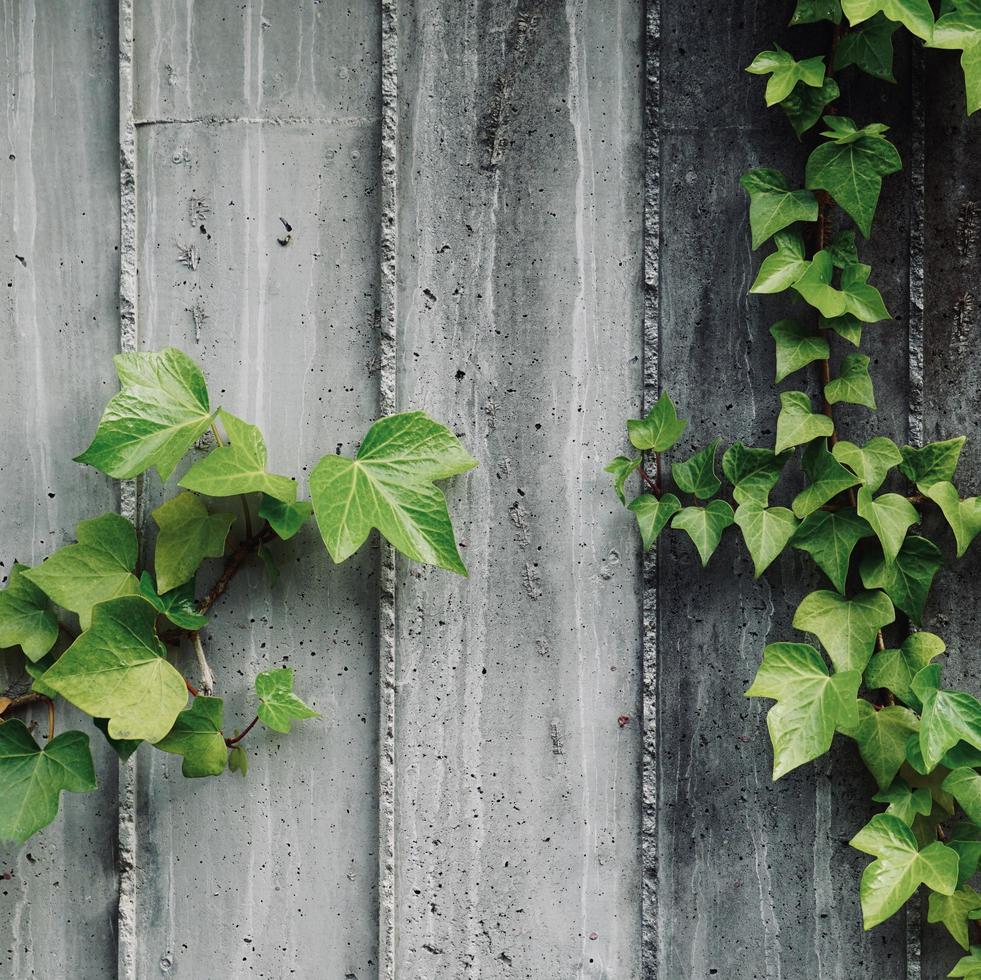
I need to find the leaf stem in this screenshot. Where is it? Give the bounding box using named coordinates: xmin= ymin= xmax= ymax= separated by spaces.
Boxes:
xmin=225 ymin=716 xmax=258 ymax=747
xmin=185 ymin=677 xmax=200 ymax=698
xmin=45 ymin=697 xmax=55 ymax=740
xmin=192 ymin=632 xmax=215 ymax=695
xmin=638 ymin=462 xmax=661 ymax=497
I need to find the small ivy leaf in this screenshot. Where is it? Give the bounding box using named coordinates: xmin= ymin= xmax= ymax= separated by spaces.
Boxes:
xmin=258 ymin=495 xmax=314 ymax=541
xmin=155 ymin=696 xmax=228 ymax=778
xmin=839 ymin=700 xmax=920 ymax=789
xmin=790 ymin=0 xmax=843 ymax=24
xmin=839 ymin=262 xmax=891 ymax=322
xmin=805 ymin=117 xmax=903 ymax=236
xmin=920 ymin=481 xmax=981 ymax=558
xmin=179 ymin=410 xmax=297 ymax=504
xmin=257 ymin=544 xmax=279 ymax=586
xmin=41 ymin=595 xmax=188 ymax=743
xmin=841 ymin=0 xmax=935 ymax=41
xmin=860 ymin=536 xmax=943 ymax=624
xmin=749 ymin=229 xmax=810 ymax=293
xmin=627 ymin=392 xmax=687 ymax=452
xmin=899 ymin=437 xmax=967 ymax=487
xmin=792 ymin=588 xmax=895 ymax=673
xmin=734 ymin=503 xmax=799 ymax=577
xmin=775 ymin=391 xmax=835 ymax=454
xmin=865 ymin=631 xmax=946 ymax=708
xmin=74 ymin=347 xmax=216 ymax=480
xmin=604 ymin=455 xmax=641 ymax=505
xmin=832 ymin=436 xmax=902 ymax=492
xmin=23 ymin=513 xmax=139 ymax=629
xmin=820 ymin=312 xmax=864 ymax=346
xmin=793 ymin=251 xmax=847 ymax=317
xmin=25 ymin=655 xmax=59 ymax=699
xmin=152 ymin=493 xmax=235 ymax=594
xmin=627 ymin=493 xmax=682 ymax=551
xmin=671 ymin=440 xmax=721 ymax=499
xmin=792 ymin=438 xmax=862 ymax=518
xmin=949 ymin=824 xmax=981 ymax=886
xmin=255 ymin=668 xmax=320 ymax=734
xmin=873 ymin=780 xmax=934 ymax=825
xmin=722 ymin=443 xmax=791 ymax=506
xmin=670 ymin=500 xmax=735 ymax=567
xmin=310 ymin=411 xmax=477 ymax=574
xmin=228 ymin=745 xmax=248 ymax=777
xmin=827 ymin=229 xmax=860 ymax=268
xmin=856 ymin=486 xmax=919 ymax=565
xmin=746 ymin=641 xmax=861 ymax=779
xmin=943 ymin=768 xmax=981 ymax=825
xmin=92 ymin=717 xmax=141 ymax=762
xmin=0 ymin=721 xmax=97 ymax=844
xmin=949 ymin=945 xmax=981 ymax=979
xmin=912 ymin=664 xmax=981 ymax=771
xmin=780 ymin=77 xmax=841 ymax=137
xmin=929 ymin=885 xmax=981 ymax=952
xmin=850 ymin=812 xmax=958 ymax=930
xmin=836 ymin=13 xmax=898 ymax=82
xmin=792 ymin=508 xmax=874 ymax=593
xmin=0 ymin=563 xmax=59 ymax=662
xmin=739 ymin=168 xmax=819 ymax=248
xmin=138 ymin=572 xmax=207 ymax=631
xmin=769 ymin=319 xmax=830 ymax=383
xmin=794 ymin=254 xmax=890 ymax=322
xmin=745 ymin=44 xmax=827 ymax=106
xmin=927 ymin=3 xmax=981 ymax=115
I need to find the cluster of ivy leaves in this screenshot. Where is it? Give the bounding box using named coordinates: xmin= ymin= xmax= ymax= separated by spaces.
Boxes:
xmin=0 ymin=347 xmax=475 ymax=843
xmin=608 ymin=1 xmax=981 ymax=972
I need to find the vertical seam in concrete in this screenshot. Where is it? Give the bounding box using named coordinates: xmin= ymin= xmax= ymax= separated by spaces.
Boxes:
xmin=378 ymin=0 xmax=398 ymax=977
xmin=641 ymin=0 xmax=660 ymax=976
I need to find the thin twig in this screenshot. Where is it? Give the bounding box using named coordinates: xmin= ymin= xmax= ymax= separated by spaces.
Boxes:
xmin=225 ymin=716 xmax=258 ymax=747
xmin=192 ymin=632 xmax=215 ymax=695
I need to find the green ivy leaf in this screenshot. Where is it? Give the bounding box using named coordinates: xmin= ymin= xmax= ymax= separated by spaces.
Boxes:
xmin=840 ymin=262 xmax=891 ymax=321
xmin=23 ymin=513 xmax=139 ymax=629
xmin=791 ymin=0 xmax=843 ymax=24
xmin=781 ymin=78 xmax=841 ymax=136
xmin=793 ymin=253 xmax=890 ymax=322
xmin=930 ymin=885 xmax=981 ymax=951
xmin=92 ymin=717 xmax=141 ymax=762
xmin=740 ymin=169 xmax=819 ymax=248
xmin=670 ymin=500 xmax=735 ymax=566
xmin=949 ymin=945 xmax=981 ymax=978
xmin=25 ymin=655 xmax=58 ymax=699
xmin=805 ymin=117 xmax=902 ymax=236
xmin=0 ymin=563 xmax=59 ymax=662
xmin=775 ymin=391 xmax=835 ymax=454
xmin=734 ymin=503 xmax=800 ymax=577
xmin=950 ymin=823 xmax=981 ymax=886
xmin=138 ymin=572 xmax=207 ymax=631
xmin=178 ymin=410 xmax=296 ymax=504
xmin=835 ymin=13 xmax=898 ymax=81
xmin=793 ymin=588 xmax=895 ymax=672
xmin=746 ymin=641 xmax=861 ymax=779
xmin=722 ymin=443 xmax=791 ymax=506
xmin=41 ymin=596 xmax=187 ymax=743
xmin=257 ymin=543 xmax=279 ymax=586
xmin=927 ymin=2 xmax=981 ymax=114
xmin=832 ymin=436 xmax=902 ymax=491
xmin=793 ymin=251 xmax=847 ymax=317
xmin=309 ymin=411 xmax=477 ymax=574
xmin=841 ymin=0 xmax=935 ymax=40
xmin=0 ymin=721 xmax=96 ymax=843
xmin=74 ymin=347 xmax=216 ymax=480
xmin=899 ymin=438 xmax=966 ymax=487
xmin=827 ymin=229 xmax=860 ymax=268
xmin=865 ymin=631 xmax=946 ymax=708
xmin=152 ymin=493 xmax=235 ymax=594
xmin=750 ymin=229 xmax=810 ymax=293
xmin=255 ymin=668 xmax=320 ymax=733
xmin=155 ymin=696 xmax=228 ymax=778
xmin=671 ymin=440 xmax=721 ymax=499
xmin=769 ymin=319 xmax=830 ymax=383
xmin=258 ymin=495 xmax=314 ymax=541
xmin=840 ymin=701 xmax=920 ymax=789
xmin=792 ymin=508 xmax=874 ymax=592
xmin=228 ymin=744 xmax=248 ymax=777
xmin=943 ymin=768 xmax=981 ymax=825
xmin=860 ymin=536 xmax=943 ymax=624
xmin=746 ymin=44 xmax=827 ymax=106
xmin=826 ymin=353 xmax=876 ymax=409
xmin=792 ymin=438 xmax=862 ymax=518
xmin=857 ymin=486 xmax=919 ymax=565
xmin=627 ymin=392 xmax=687 ymax=452
xmin=820 ymin=311 xmax=864 ymax=346
xmin=873 ymin=780 xmax=934 ymax=825
xmin=604 ymin=455 xmax=641 ymax=504
xmin=920 ymin=481 xmax=981 ymax=557
xmin=850 ymin=812 xmax=957 ymax=929
xmin=627 ymin=493 xmax=682 ymax=551
xmin=913 ymin=665 xmax=981 ymax=771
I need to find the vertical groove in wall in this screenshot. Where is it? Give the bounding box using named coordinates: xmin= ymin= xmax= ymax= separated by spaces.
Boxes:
xmin=641 ymin=1 xmax=660 ymax=975
xmin=378 ymin=0 xmax=398 ymax=977
xmin=116 ymin=1 xmax=138 ymax=978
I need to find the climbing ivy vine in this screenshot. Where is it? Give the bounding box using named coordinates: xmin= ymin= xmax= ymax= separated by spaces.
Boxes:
xmin=610 ymin=2 xmax=981 ymax=972
xmin=0 ymin=347 xmax=475 ymax=843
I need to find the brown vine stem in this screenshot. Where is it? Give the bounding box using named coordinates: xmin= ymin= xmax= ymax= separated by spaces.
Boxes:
xmin=638 ymin=462 xmax=661 ymax=496
xmin=45 ymin=697 xmax=55 ymax=740
xmin=185 ymin=677 xmax=201 ymax=698
xmin=225 ymin=716 xmax=258 ymax=747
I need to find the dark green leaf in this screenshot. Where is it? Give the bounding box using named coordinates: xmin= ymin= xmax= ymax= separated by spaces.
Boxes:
xmin=929 ymin=885 xmax=981 ymax=951
xmin=860 ymin=536 xmax=942 ymax=624
xmin=781 ymin=78 xmax=841 ymax=137
xmin=722 ymin=443 xmax=790 ymax=506
xmin=734 ymin=503 xmax=799 ymax=577
xmin=0 ymin=563 xmax=59 ymax=662
xmin=865 ymin=631 xmax=946 ymax=708
xmin=921 ymin=481 xmax=981 ymax=557
xmin=899 ymin=437 xmax=966 ymax=487
xmin=746 ymin=45 xmax=827 ymax=106
xmin=791 ymin=438 xmax=861 ymax=518
xmin=839 ymin=700 xmax=920 ymax=789
xmin=913 ymin=665 xmax=981 ymax=771
xmin=138 ymin=572 xmax=207 ymax=631
xmin=835 ymin=14 xmax=899 ymax=81
xmin=750 ymin=229 xmax=810 ymax=293
xmin=258 ymin=495 xmax=314 ymax=541
xmin=769 ymin=319 xmax=830 ymax=383
xmin=791 ymin=0 xmax=843 ymax=24
xmin=857 ymin=486 xmax=919 ymax=565
xmin=155 ymin=696 xmax=228 ymax=778
xmin=792 ymin=508 xmax=874 ymax=593
xmin=873 ymin=780 xmax=933 ymax=824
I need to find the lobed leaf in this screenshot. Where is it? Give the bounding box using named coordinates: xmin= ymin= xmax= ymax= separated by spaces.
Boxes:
xmin=929 ymin=885 xmax=981 ymax=951
xmin=873 ymin=780 xmax=934 ymax=825
xmin=0 ymin=563 xmax=59 ymax=662
xmin=671 ymin=440 xmax=722 ymax=499
xmin=670 ymin=500 xmax=735 ymax=566
xmin=255 ymin=668 xmax=320 ymax=734
xmin=628 ymin=493 xmax=682 ymax=551
xmin=722 ymin=443 xmax=790 ymax=506
xmin=841 ymin=0 xmax=935 ymax=41
xmin=152 ymin=493 xmax=235 ymax=594
xmin=832 ymin=436 xmax=902 ymax=492
xmin=927 ymin=2 xmax=981 ymax=115
xmin=840 ymin=700 xmax=920 ymax=789
xmin=865 ymin=631 xmax=946 ymax=708
xmin=746 ymin=45 xmax=827 ymax=107
xmin=258 ymin=495 xmax=314 ymax=541
xmin=835 ymin=13 xmax=899 ymax=81
xmin=791 ymin=0 xmax=843 ymax=24
xmin=769 ymin=319 xmax=829 ymax=383
xmin=913 ymin=665 xmax=981 ymax=771
xmin=860 ymin=535 xmax=942 ymax=624
xmin=750 ymin=229 xmax=810 ymax=293
xmin=604 ymin=455 xmax=641 ymax=505
xmin=899 ymin=437 xmax=966 ymax=487
xmin=155 ymin=696 xmax=228 ymax=778
xmin=734 ymin=503 xmax=799 ymax=577
xmin=775 ymin=391 xmax=835 ymax=454
xmin=920 ymin=481 xmax=981 ymax=557
xmin=740 ymin=169 xmax=818 ymax=248
xmin=825 ymin=353 xmax=876 ymax=409
xmin=943 ymin=768 xmax=981 ymax=825
xmin=780 ymin=78 xmax=841 ymax=136
xmin=793 ymin=588 xmax=895 ymax=672
xmin=792 ymin=508 xmax=874 ymax=593
xmin=138 ymin=572 xmax=208 ymax=631
xmin=792 ymin=438 xmax=861 ymax=518
xmin=627 ymin=392 xmax=687 ymax=452
xmin=857 ymin=486 xmax=919 ymax=565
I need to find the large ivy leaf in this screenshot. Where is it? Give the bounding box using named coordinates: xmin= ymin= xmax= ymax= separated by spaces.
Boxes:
xmin=775 ymin=391 xmax=835 ymax=454
xmin=627 ymin=392 xmax=687 ymax=452
xmin=928 ymin=2 xmax=981 ymax=115
xmin=865 ymin=631 xmax=946 ymax=707
xmin=0 ymin=721 xmax=96 ymax=843
xmin=840 ymin=701 xmax=920 ymax=789
xmin=792 ymin=508 xmax=874 ymax=592
xmin=750 ymin=229 xmax=810 ymax=293
xmin=740 ymin=169 xmax=818 ymax=248
xmin=310 ymin=411 xmax=477 ymax=575
xmin=74 ymin=347 xmax=216 ymax=480
xmin=0 ymin=563 xmax=59 ymax=662
xmin=746 ymin=45 xmax=827 ymax=106
xmin=850 ymin=812 xmax=957 ymax=929
xmin=929 ymin=885 xmax=981 ymax=951
xmin=628 ymin=493 xmax=682 ymax=551
xmin=138 ymin=572 xmax=207 ymax=631
xmin=860 ymin=536 xmax=942 ymax=624
xmin=41 ymin=596 xmax=187 ymax=743
xmin=826 ymin=353 xmax=876 ymax=409
xmin=835 ymin=13 xmax=899 ymax=81
xmin=832 ymin=436 xmax=902 ymax=492
xmin=805 ymin=118 xmax=902 ymax=236
xmin=671 ymin=440 xmax=721 ymax=499
xmin=722 ymin=443 xmax=790 ymax=506
xmin=23 ymin=513 xmax=139 ymax=629
xmin=152 ymin=493 xmax=235 ymax=594
xmin=857 ymin=486 xmax=919 ymax=565
xmin=604 ymin=455 xmax=641 ymax=504
xmin=793 ymin=589 xmax=895 ymax=672
xmin=734 ymin=503 xmax=799 ymax=577
xmin=258 ymin=495 xmax=314 ymax=541
xmin=841 ymin=0 xmax=935 ymax=40
xmin=670 ymin=500 xmax=735 ymax=566
xmin=921 ymin=481 xmax=981 ymax=557
xmin=791 ymin=0 xmax=843 ymax=24
xmin=179 ymin=410 xmax=296 ymax=504
xmin=255 ymin=668 xmax=320 ymax=733
xmin=913 ymin=665 xmax=981 ymax=771
xmin=781 ymin=78 xmax=841 ymax=137
xmin=899 ymin=437 xmax=966 ymax=487
xmin=949 ymin=946 xmax=981 ymax=978
xmin=792 ymin=438 xmax=861 ymax=518
xmin=944 ymin=768 xmax=981 ymax=825
xmin=154 ymin=696 xmax=228 ymax=777
xmin=769 ymin=319 xmax=829 ymax=383
xmin=873 ymin=780 xmax=933 ymax=825
xmin=746 ymin=641 xmax=860 ymax=779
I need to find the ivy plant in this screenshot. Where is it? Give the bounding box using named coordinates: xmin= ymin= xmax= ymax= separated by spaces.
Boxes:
xmin=0 ymin=347 xmax=475 ymax=843
xmin=608 ymin=3 xmax=981 ymax=971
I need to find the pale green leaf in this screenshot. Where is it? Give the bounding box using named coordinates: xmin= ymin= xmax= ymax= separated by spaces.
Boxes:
xmin=826 ymin=353 xmax=876 ymax=409
xmin=860 ymin=536 xmax=943 ymax=624
xmin=873 ymin=780 xmax=934 ymax=824
xmin=792 ymin=438 xmax=862 ymax=518
xmin=228 ymin=745 xmax=248 ymax=776
xmin=793 ymin=250 xmax=848 ymax=317
xmin=750 ymin=229 xmax=810 ymax=293
xmin=899 ymin=438 xmax=966 ymax=487
xmin=949 ymin=945 xmax=981 ymax=978
xmin=670 ymin=500 xmax=735 ymax=566
xmin=944 ymin=768 xmax=981 ymax=825
xmin=865 ymin=631 xmax=946 ymax=707
xmin=913 ymin=665 xmax=981 ymax=771
xmin=604 ymin=455 xmax=641 ymax=504
xmin=152 ymin=492 xmax=235 ymax=594
xmin=735 ymin=503 xmax=799 ymax=577
xmin=258 ymin=495 xmax=314 ymax=541
xmin=721 ymin=443 xmax=790 ymax=506
xmin=775 ymin=391 xmax=835 ymax=454
xmin=627 ymin=392 xmax=687 ymax=452
xmin=930 ymin=885 xmax=981 ymax=951
xmin=256 ymin=668 xmax=320 ymax=734
xmin=840 ymin=700 xmax=920 ymax=789
xmin=628 ymin=493 xmax=682 ymax=551
xmin=792 ymin=508 xmax=874 ymax=592
xmin=769 ymin=319 xmax=829 ymax=383
xmin=857 ymin=486 xmax=919 ymax=565
xmin=0 ymin=563 xmax=59 ymax=662
xmin=155 ymin=696 xmax=228 ymax=778
xmin=671 ymin=440 xmax=721 ymax=499
xmin=746 ymin=44 xmax=827 ymax=106
xmin=839 ymin=261 xmax=891 ymax=321
xmin=842 ymin=0 xmax=935 ymax=40
xmin=832 ymin=436 xmax=902 ymax=491
xmin=740 ymin=169 xmax=819 ymax=248
xmin=792 ymin=588 xmax=895 ymax=672
xmin=921 ymin=481 xmax=981 ymax=557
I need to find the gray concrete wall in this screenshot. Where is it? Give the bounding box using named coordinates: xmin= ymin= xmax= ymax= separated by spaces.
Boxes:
xmin=0 ymin=2 xmax=976 ymax=978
